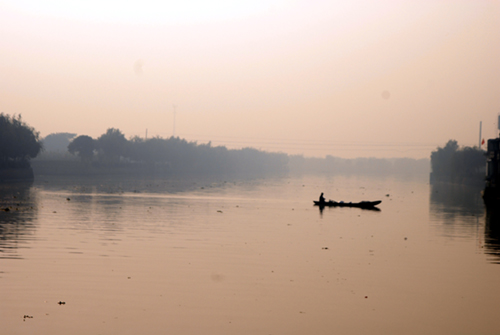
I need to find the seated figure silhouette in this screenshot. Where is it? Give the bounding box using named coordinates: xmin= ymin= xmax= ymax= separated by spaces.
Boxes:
xmin=319 ymin=192 xmax=326 ymax=204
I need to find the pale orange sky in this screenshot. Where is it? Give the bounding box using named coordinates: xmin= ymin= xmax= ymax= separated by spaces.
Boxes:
xmin=1 ymin=0 xmax=499 ymax=158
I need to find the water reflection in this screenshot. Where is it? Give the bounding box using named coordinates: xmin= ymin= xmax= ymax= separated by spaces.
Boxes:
xmin=317 ymin=204 xmax=380 ymax=218
xmin=429 ymin=183 xmax=484 ymax=234
xmin=485 ymin=208 xmax=500 ymax=264
xmin=430 ymin=183 xmax=484 ymax=234
xmin=429 ymin=182 xmax=500 ymax=264
xmin=0 ymin=182 xmax=38 ymax=259
xmin=63 ymin=194 xmax=126 ymax=237
xmin=33 ymin=175 xmax=256 ymax=196
xmin=33 ymin=176 xmax=245 ymax=242
xmin=430 ymin=182 xmax=484 ymax=217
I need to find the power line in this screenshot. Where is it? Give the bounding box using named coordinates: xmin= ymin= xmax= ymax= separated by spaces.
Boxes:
xmin=128 ymin=131 xmax=439 ymax=156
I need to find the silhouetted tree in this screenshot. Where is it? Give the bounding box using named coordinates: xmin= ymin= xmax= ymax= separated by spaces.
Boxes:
xmin=431 ymin=140 xmax=458 ymax=179
xmin=96 ymin=128 xmax=129 ymax=164
xmin=68 ymin=135 xmax=95 ymax=162
xmin=431 ymin=140 xmax=485 ymax=183
xmin=0 ymin=113 xmax=42 ymax=168
xmin=452 ymin=146 xmax=486 ymax=180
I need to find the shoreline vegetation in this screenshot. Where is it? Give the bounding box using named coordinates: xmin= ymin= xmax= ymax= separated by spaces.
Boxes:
xmin=1 ymin=114 xmax=434 ymax=182
xmin=32 ymin=129 xmax=431 ymax=179
xmin=0 ymin=114 xmax=41 ymax=182
xmin=430 ymin=140 xmax=486 ymax=186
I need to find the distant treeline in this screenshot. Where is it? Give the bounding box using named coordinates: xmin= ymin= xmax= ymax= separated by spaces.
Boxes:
xmin=37 ymin=129 xmax=289 ymax=177
xmin=35 ymin=130 xmax=433 ymax=178
xmin=430 ymin=140 xmax=485 ymax=184
xmin=288 ymin=155 xmax=429 ymax=176
xmin=0 ymin=119 xmax=436 ymax=179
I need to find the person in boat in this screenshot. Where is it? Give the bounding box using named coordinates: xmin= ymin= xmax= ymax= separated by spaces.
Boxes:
xmin=319 ymin=192 xmax=325 ymax=204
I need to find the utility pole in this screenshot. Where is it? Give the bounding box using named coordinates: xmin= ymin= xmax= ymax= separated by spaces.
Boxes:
xmin=479 ymin=121 xmax=482 ymax=148
xmin=172 ymin=104 xmax=177 ymax=137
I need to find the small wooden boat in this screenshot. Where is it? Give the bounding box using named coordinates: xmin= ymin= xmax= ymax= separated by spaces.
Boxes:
xmin=313 ymin=200 xmax=381 ymax=209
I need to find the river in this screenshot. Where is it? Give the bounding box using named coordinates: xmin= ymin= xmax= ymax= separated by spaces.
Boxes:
xmin=1 ymin=174 xmax=499 ymax=334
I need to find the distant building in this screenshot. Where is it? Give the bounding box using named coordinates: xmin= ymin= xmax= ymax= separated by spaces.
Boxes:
xmin=483 ymin=116 xmax=500 ymax=206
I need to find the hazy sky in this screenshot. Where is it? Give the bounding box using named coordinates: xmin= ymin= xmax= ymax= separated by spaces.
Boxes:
xmin=1 ymin=0 xmax=499 ymax=158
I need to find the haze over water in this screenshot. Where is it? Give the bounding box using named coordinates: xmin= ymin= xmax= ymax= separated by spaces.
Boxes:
xmin=1 ymin=175 xmax=499 ymax=334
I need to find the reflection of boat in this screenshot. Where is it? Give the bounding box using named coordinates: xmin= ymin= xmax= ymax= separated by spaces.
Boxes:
xmin=313 ymin=200 xmax=381 ymax=209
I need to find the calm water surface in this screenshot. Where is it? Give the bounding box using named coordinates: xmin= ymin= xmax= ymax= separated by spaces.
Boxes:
xmin=1 ymin=175 xmax=499 ymax=335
